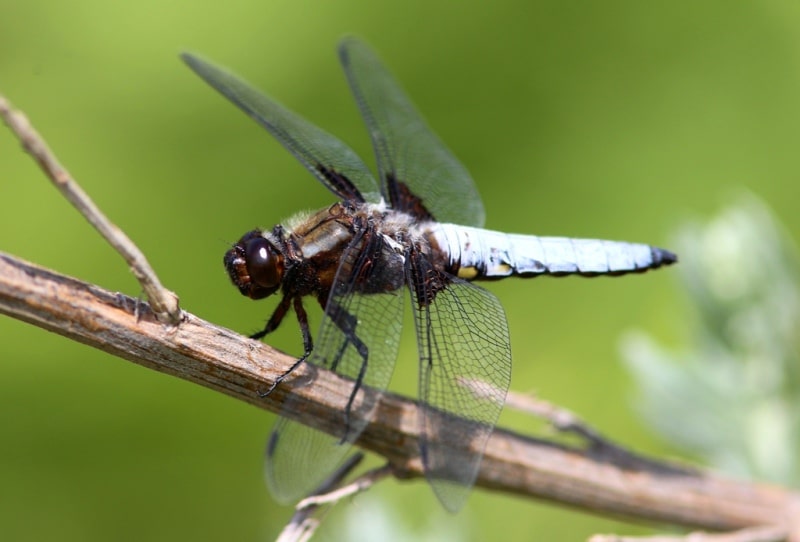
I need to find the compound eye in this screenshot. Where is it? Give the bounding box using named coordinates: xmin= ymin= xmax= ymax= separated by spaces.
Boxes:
xmin=244 ymin=237 xmax=282 ymax=289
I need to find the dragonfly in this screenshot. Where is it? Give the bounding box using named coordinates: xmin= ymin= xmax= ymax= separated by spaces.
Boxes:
xmin=182 ymin=38 xmax=676 ymax=512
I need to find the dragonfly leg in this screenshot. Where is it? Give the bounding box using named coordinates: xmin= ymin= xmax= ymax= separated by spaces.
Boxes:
xmin=326 ymin=300 xmax=369 ymax=443
xmin=328 ymin=309 xmax=357 ymax=372
xmin=257 ymin=296 xmax=314 ymax=398
xmin=251 ymin=292 xmax=292 ymax=340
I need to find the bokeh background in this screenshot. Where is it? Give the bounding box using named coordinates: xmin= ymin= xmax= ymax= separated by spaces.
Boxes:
xmin=2 ymin=1 xmax=799 ymax=540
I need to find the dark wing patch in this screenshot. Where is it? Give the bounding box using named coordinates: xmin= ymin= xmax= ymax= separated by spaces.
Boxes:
xmin=386 ymin=173 xmax=435 ymax=223
xmin=316 ymin=164 xmax=364 ymax=202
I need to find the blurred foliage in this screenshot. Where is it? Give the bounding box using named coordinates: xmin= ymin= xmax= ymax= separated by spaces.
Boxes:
xmin=3 ymin=1 xmax=800 ymax=540
xmin=623 ymin=194 xmax=800 ymax=485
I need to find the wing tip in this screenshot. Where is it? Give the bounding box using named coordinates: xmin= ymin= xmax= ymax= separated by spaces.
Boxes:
xmin=179 ymin=50 xmax=207 ymax=72
xmin=337 ymin=35 xmax=363 ymax=65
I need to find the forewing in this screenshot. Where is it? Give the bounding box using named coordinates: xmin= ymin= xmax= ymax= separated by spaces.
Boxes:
xmin=265 ymin=233 xmax=404 ymax=503
xmin=407 ymin=262 xmax=511 ymax=512
xmin=182 ymin=53 xmax=380 ymax=202
xmin=338 ymin=38 xmax=486 ymax=227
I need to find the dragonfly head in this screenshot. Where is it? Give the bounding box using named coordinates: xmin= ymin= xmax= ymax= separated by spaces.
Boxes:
xmin=224 ymin=229 xmax=285 ymax=300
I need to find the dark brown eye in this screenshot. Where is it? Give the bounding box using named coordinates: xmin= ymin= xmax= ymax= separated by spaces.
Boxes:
xmin=245 ymin=237 xmax=281 ymax=288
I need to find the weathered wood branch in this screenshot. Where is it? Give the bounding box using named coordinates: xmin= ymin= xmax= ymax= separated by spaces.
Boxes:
xmin=1 ymin=252 xmax=798 ymax=539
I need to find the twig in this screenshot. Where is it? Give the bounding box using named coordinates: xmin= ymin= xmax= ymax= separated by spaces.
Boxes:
xmin=276 ymin=455 xmax=392 ymax=542
xmin=1 ymin=252 xmax=799 ymax=537
xmin=0 ymin=95 xmax=181 ymax=325
xmin=297 ymin=463 xmax=392 ymax=509
xmin=275 ymin=516 xmax=318 ymax=542
xmin=462 ymin=378 xmax=611 ymax=445
xmin=505 ymin=388 xmax=611 ymax=443
xmin=463 ymin=379 xmax=683 ymax=475
xmin=279 ymin=463 xmax=391 ymax=541
xmin=277 ymin=453 xmax=367 ymax=542
xmin=504 ymin=388 xmax=683 ymax=470
xmin=589 ymin=524 xmax=790 ymax=542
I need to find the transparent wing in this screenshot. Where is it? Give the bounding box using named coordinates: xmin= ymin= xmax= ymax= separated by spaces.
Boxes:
xmin=338 ymin=38 xmax=486 ymax=227
xmin=265 ymin=233 xmax=404 ymax=502
xmin=407 ymin=261 xmax=511 ymax=512
xmin=182 ymin=52 xmax=380 ymax=202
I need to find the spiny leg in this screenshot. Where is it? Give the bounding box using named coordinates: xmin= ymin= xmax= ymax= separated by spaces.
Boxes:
xmin=257 ymin=296 xmax=314 ymax=398
xmin=251 ymin=292 xmax=292 ymax=340
xmin=326 ymin=299 xmax=369 ymax=442
xmin=329 ymin=308 xmax=358 ymax=372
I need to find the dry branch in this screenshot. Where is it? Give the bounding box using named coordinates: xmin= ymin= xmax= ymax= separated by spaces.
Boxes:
xmin=1 ymin=252 xmax=798 ymax=539
xmin=277 ymin=453 xmax=368 ymax=542
xmin=0 ymin=95 xmax=181 ymax=324
xmin=589 ymin=524 xmax=790 ymax=542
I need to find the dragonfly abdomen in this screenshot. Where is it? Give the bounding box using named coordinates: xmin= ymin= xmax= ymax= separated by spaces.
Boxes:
xmin=432 ymin=224 xmax=676 ymax=280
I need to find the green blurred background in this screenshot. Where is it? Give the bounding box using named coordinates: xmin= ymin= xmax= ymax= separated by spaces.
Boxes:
xmin=2 ymin=1 xmax=799 ymax=540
